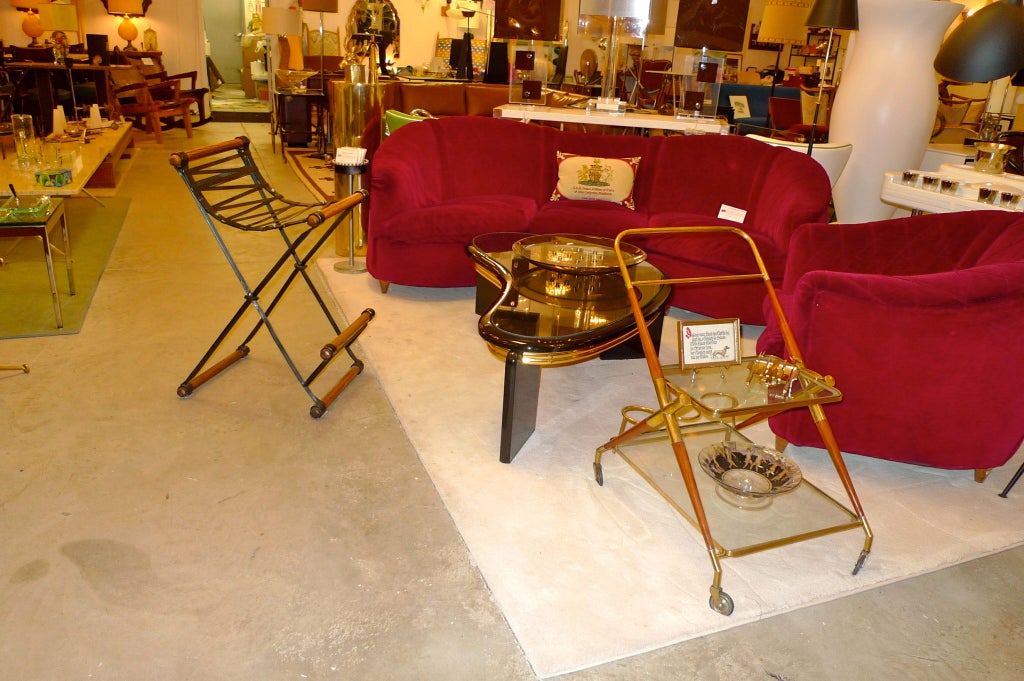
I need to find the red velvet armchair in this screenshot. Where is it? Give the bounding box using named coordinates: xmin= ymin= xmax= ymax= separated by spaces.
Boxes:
xmin=756 ymin=211 xmax=1024 ymax=478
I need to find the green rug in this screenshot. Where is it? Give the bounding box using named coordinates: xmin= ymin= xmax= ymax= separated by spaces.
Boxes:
xmin=0 ymin=197 xmax=129 ymax=338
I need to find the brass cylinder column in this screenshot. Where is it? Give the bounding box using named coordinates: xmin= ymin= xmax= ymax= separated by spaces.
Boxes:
xmin=330 ymin=80 xmax=397 ymax=256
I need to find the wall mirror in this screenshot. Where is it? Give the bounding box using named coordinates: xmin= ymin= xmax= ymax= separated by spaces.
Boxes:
xmin=345 ymin=0 xmax=400 ymax=74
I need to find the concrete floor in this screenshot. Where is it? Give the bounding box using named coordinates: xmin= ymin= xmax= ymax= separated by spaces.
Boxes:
xmin=1 ymin=122 xmax=1022 ymax=680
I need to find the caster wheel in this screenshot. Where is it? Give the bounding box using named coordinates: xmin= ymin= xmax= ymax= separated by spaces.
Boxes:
xmin=709 ymin=590 xmax=734 ymax=616
xmin=593 ymin=461 xmax=604 ymax=486
xmin=177 ymin=384 xmax=193 ymax=398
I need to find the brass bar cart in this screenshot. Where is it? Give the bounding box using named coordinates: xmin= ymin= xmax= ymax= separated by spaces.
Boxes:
xmin=593 ymin=226 xmax=873 ymax=616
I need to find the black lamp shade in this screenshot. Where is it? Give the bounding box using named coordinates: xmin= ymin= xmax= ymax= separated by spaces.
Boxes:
xmin=805 ymin=0 xmax=858 ymax=30
xmin=934 ymin=0 xmax=1024 ymax=83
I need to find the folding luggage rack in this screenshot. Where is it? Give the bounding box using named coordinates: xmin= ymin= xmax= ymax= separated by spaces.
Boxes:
xmin=169 ymin=136 xmax=374 ymax=417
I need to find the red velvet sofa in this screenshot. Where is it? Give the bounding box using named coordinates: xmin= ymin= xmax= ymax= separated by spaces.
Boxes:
xmin=756 ymin=211 xmax=1024 ymax=476
xmin=366 ymin=116 xmax=831 ymax=323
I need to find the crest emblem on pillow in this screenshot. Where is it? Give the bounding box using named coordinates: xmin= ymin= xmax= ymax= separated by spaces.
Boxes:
xmin=551 ymin=152 xmax=641 ymax=209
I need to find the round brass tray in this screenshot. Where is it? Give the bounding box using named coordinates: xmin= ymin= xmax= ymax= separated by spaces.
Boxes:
xmin=512 ymin=234 xmax=645 ymax=275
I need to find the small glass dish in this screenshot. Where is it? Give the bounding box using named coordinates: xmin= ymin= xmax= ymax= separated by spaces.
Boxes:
xmin=698 ymin=442 xmax=802 ymax=510
xmin=0 ymin=195 xmax=52 ymax=221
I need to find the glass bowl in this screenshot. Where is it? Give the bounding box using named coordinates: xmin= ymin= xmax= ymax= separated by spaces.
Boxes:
xmin=698 ymin=442 xmax=802 ymax=510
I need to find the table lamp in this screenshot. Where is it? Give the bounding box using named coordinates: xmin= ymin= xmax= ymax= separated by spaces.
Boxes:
xmin=107 ymin=0 xmax=145 ymax=50
xmin=578 ymin=0 xmax=651 ymax=104
xmin=804 ymin=0 xmax=858 ymax=154
xmin=11 ymin=0 xmax=47 ymax=47
xmin=757 ymin=0 xmax=812 ymax=128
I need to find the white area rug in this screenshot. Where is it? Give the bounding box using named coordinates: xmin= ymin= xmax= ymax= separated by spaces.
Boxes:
xmin=317 ymin=259 xmax=1024 ymax=678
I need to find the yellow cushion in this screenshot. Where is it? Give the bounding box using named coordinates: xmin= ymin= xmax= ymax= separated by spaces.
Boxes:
xmin=550 ymin=152 xmax=641 ymax=209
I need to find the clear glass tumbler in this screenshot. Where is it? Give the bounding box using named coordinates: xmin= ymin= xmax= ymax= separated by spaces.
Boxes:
xmin=12 ymin=114 xmax=40 ymax=170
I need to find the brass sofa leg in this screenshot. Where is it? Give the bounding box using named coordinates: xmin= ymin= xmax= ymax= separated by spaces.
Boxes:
xmin=975 ymin=468 xmax=991 ymax=483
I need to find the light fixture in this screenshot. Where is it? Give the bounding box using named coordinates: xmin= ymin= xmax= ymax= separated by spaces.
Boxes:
xmin=578 ymin=0 xmax=651 ymax=103
xmin=757 ymin=0 xmax=812 ymax=127
xmin=300 ymin=1 xmax=338 ymax=86
xmin=107 ymin=0 xmax=144 ymax=50
xmin=804 ymin=0 xmax=858 ymax=154
xmin=261 ymin=6 xmax=304 ymax=115
xmin=934 ymin=0 xmax=1024 ymax=83
xmin=11 ymin=0 xmax=49 ymax=47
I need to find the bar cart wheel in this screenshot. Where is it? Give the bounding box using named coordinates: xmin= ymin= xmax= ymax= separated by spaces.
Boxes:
xmin=710 ymin=588 xmax=735 ymax=616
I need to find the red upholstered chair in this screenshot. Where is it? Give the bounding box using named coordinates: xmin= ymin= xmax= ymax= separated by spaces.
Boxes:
xmin=756 ymin=211 xmax=1024 ymax=480
xmin=769 ymin=96 xmax=827 ymax=143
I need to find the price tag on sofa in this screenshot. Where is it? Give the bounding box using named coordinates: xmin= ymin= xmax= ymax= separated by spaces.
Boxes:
xmin=718 ymin=205 xmax=747 ymax=223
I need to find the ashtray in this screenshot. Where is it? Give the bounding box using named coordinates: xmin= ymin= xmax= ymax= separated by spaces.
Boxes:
xmin=698 ymin=442 xmax=802 ymax=510
xmin=0 ymin=195 xmax=52 ymax=221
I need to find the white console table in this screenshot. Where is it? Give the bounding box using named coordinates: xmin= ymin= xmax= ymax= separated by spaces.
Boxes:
xmin=881 ymin=163 xmax=1024 ymax=215
xmin=493 ymin=104 xmax=730 ymax=135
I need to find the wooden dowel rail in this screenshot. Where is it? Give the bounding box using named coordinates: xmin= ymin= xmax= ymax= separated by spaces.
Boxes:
xmin=321 ymin=308 xmax=375 ymax=360
xmin=310 ymin=362 xmax=364 ymax=418
xmin=169 ymin=136 xmax=248 ymax=167
xmin=307 ymin=190 xmax=367 ymax=227
xmin=177 ymin=346 xmax=250 ymax=397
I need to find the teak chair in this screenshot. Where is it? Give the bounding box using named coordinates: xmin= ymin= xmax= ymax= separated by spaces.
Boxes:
xmin=169 ymin=136 xmax=375 ymax=417
xmin=111 ymin=66 xmax=194 ymax=143
xmin=146 ymin=69 xmax=210 ymax=125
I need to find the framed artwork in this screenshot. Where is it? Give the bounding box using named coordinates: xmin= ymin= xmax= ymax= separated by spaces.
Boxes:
xmin=678 ymin=319 xmax=741 ymax=369
xmin=675 ymin=0 xmax=751 ymax=52
xmin=728 ymin=95 xmax=750 ymax=119
xmin=494 ymin=0 xmax=563 ymax=42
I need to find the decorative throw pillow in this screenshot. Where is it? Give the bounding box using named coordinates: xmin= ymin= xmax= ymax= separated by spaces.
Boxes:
xmin=550 ymin=152 xmax=641 ymax=209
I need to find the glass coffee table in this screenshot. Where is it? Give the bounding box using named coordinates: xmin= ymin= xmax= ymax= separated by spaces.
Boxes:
xmin=468 ymin=232 xmax=671 ymax=463
xmin=0 ymin=195 xmax=75 ymax=329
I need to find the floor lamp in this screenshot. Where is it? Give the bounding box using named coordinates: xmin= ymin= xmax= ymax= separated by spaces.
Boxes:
xmin=38 ymin=2 xmax=82 ymax=121
xmin=805 ymin=0 xmax=858 ymax=154
xmin=756 ymin=0 xmax=812 ymax=132
xmin=262 ymin=7 xmax=303 ymax=149
xmin=302 ymin=0 xmax=338 ymax=89
xmin=933 ymin=0 xmax=1024 ymax=497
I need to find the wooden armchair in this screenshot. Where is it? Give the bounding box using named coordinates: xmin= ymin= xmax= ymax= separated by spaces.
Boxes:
xmin=146 ymin=70 xmax=209 ymax=125
xmin=110 ymin=66 xmax=194 ymax=143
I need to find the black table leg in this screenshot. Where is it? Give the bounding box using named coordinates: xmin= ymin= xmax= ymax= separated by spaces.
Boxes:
xmin=500 ymin=352 xmax=541 ymax=464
